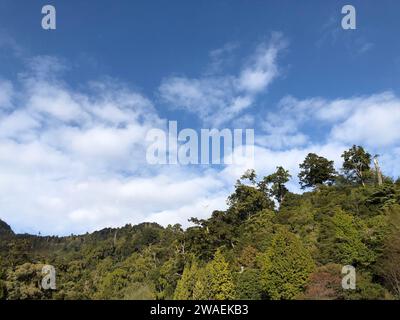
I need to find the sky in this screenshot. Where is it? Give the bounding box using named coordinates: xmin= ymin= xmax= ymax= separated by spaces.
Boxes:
xmin=0 ymin=0 xmax=400 ymax=235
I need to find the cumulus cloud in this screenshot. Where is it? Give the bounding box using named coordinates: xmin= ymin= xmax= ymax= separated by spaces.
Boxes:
xmin=261 ymin=92 xmax=400 ymax=149
xmin=159 ymin=33 xmax=287 ymax=126
xmin=0 ymin=56 xmax=234 ymax=235
xmin=257 ymin=91 xmax=400 ymax=184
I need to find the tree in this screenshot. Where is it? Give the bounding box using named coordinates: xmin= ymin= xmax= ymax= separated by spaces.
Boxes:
xmin=192 ymin=269 xmax=208 ymax=300
xmin=95 ymin=268 xmax=130 ymax=299
xmin=205 ymin=249 xmax=236 ymax=300
xmin=318 ymin=210 xmax=374 ymax=267
xmin=174 ymin=261 xmax=199 ymax=300
xmin=342 ymin=145 xmax=372 ymax=186
xmin=235 ymin=269 xmax=263 ymax=300
xmin=302 ymin=264 xmax=343 ymax=300
xmin=298 ymin=153 xmax=336 ymax=189
xmin=261 ymin=228 xmax=315 ymax=299
xmin=123 ymin=282 xmax=155 ymax=300
xmin=260 ymin=167 xmax=291 ymax=204
xmin=5 ymin=263 xmax=50 ymax=300
xmin=227 ymin=181 xmax=274 ymax=221
xmin=240 ymin=169 xmax=257 ymax=185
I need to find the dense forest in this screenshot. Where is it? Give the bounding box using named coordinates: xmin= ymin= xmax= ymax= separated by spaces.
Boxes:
xmin=1 ymin=145 xmax=399 ymax=300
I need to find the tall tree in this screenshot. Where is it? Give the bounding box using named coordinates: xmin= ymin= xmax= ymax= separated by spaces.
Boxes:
xmin=205 ymin=249 xmax=236 ymax=300
xmin=298 ymin=153 xmax=336 ymax=189
xmin=240 ymin=169 xmax=257 ymax=185
xmin=174 ymin=261 xmax=199 ymax=300
xmin=318 ymin=210 xmax=374 ymax=267
xmin=261 ymin=228 xmax=315 ymax=300
xmin=260 ymin=167 xmax=291 ymax=203
xmin=228 ymin=181 xmax=274 ymax=221
xmin=341 ymin=145 xmax=372 ymax=187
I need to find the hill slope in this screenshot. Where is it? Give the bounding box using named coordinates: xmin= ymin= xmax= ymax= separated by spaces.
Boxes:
xmin=1 ymin=148 xmax=400 ymax=300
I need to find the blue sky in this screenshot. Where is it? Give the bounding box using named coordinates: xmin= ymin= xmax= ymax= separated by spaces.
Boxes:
xmin=0 ymin=0 xmax=400 ymax=235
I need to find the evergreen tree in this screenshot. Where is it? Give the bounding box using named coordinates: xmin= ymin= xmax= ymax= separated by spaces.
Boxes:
xmin=261 ymin=228 xmax=315 ymax=299
xmin=174 ymin=261 xmax=199 ymax=300
xmin=205 ymin=249 xmax=236 ymax=300
xmin=235 ymin=269 xmax=263 ymax=300
xmin=192 ymin=268 xmax=209 ymax=300
xmin=318 ymin=210 xmax=374 ymax=266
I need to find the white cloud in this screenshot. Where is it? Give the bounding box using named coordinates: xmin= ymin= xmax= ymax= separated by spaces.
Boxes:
xmin=0 ymin=56 xmax=236 ymax=235
xmin=159 ymin=33 xmax=287 ymax=126
xmin=330 ymin=96 xmax=400 ymax=147
xmin=261 ymin=92 xmax=400 ymax=149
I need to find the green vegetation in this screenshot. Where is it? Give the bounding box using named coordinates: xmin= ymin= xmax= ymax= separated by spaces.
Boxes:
xmin=0 ymin=146 xmax=399 ymax=300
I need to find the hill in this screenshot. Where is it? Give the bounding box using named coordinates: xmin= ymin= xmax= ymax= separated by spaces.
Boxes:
xmin=0 ymin=219 xmax=14 ymax=238
xmin=0 ymin=146 xmax=399 ymax=300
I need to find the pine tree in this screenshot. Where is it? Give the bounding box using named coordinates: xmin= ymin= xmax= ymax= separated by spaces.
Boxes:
xmin=205 ymin=249 xmax=236 ymax=300
xmin=261 ymin=228 xmax=315 ymax=299
xmin=174 ymin=261 xmax=199 ymax=300
xmin=192 ymin=268 xmax=209 ymax=300
xmin=318 ymin=210 xmax=374 ymax=267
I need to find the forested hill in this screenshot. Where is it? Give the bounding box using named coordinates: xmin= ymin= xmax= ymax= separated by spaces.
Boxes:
xmin=0 ymin=145 xmax=400 ymax=300
xmin=0 ymin=220 xmax=14 ymax=238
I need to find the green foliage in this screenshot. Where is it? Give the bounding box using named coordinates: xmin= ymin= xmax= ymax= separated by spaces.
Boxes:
xmin=122 ymin=282 xmax=155 ymax=300
xmin=204 ymin=249 xmax=236 ymax=300
xmin=341 ymin=145 xmax=372 ymax=186
xmin=343 ymin=271 xmax=391 ymax=300
xmin=235 ymin=269 xmax=263 ymax=300
xmin=261 ymin=228 xmax=315 ymax=300
xmin=298 ymin=153 xmax=336 ymax=189
xmin=259 ymin=166 xmax=291 ymax=203
xmin=174 ymin=261 xmax=199 ymax=300
xmin=192 ymin=268 xmax=208 ymax=300
xmin=227 ymin=182 xmax=274 ymax=220
xmin=0 ymin=279 xmax=5 ymax=300
xmin=5 ymin=263 xmax=50 ymax=300
xmin=318 ymin=210 xmax=374 ymax=267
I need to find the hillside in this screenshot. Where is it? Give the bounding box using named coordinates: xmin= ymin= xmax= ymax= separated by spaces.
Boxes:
xmin=0 ymin=146 xmax=400 ymax=300
xmin=0 ymin=220 xmax=14 ymax=238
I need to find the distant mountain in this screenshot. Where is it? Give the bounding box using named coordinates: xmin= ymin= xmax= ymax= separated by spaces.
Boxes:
xmin=0 ymin=219 xmax=14 ymax=237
